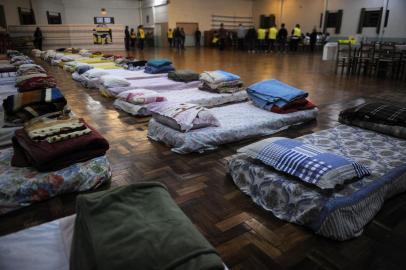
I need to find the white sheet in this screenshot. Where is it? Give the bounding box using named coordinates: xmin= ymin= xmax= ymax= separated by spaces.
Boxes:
xmin=114 ymin=88 xmax=248 ymax=116
xmin=148 ymin=102 xmax=318 ymax=154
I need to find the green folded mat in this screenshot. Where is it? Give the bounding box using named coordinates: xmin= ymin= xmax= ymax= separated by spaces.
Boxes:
xmin=70 ymin=182 xmax=223 ymax=270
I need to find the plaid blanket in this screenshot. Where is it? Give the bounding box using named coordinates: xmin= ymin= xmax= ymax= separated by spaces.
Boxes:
xmin=339 ymin=102 xmax=406 ymax=127
xmin=255 ymin=138 xmax=371 ymax=189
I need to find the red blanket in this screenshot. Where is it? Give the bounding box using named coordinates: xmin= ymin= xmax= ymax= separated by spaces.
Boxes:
xmin=271 ymin=98 xmax=316 ymax=114
xmin=11 ymin=121 xmax=109 ymax=172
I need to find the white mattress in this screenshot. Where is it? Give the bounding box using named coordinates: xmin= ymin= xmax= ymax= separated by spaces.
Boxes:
xmin=0 ymin=215 xmax=229 ymax=270
xmin=100 ymin=69 xmax=167 ymax=80
xmin=114 ymin=88 xmax=248 ymax=116
xmin=148 ymin=102 xmax=319 ymax=154
xmin=126 ymin=77 xmax=201 ymax=91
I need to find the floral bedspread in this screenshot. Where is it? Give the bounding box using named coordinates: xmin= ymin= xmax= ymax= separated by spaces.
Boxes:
xmin=0 ymin=148 xmax=111 ymax=215
xmin=227 ymin=125 xmax=406 ymax=240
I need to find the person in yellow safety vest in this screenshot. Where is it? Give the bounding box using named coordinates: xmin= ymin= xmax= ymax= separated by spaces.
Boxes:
xmin=167 ymin=28 xmax=173 ymax=48
xmin=137 ymin=25 xmax=145 ymax=50
xmin=290 ymin=24 xmax=302 ymax=52
xmin=257 ymin=28 xmax=266 ymax=52
xmin=130 ymin=28 xmax=136 ymax=48
xmin=268 ymin=24 xmax=278 ymax=52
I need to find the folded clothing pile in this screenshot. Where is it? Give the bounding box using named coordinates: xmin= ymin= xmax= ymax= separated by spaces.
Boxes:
xmin=168 ymin=69 xmax=200 ymax=83
xmin=31 ymin=49 xmax=43 ymax=58
xmin=70 ymin=182 xmax=224 ymax=270
xmin=148 ymin=101 xmax=220 ymax=132
xmin=199 ymin=70 xmax=244 ymax=93
xmin=117 ymin=89 xmax=167 ymax=105
xmin=16 ymin=73 xmax=57 ymax=92
xmin=16 ymin=64 xmax=46 ymax=77
xmin=247 ymin=79 xmax=316 ymax=114
xmin=12 ymin=115 xmax=109 ymax=172
xmin=238 ymin=137 xmax=371 ymax=189
xmin=3 ymin=88 xmax=67 ymax=124
xmin=339 ymin=102 xmax=406 ymax=139
xmin=10 ymin=55 xmax=33 ymax=66
xmin=7 ymin=50 xmax=23 ymax=58
xmin=145 ymin=59 xmax=175 ymax=74
xmin=125 ymin=60 xmax=147 ymax=70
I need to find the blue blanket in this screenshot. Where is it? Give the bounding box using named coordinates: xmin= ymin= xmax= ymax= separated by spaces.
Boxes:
xmin=256 ymin=138 xmax=371 ymax=189
xmin=247 ymin=79 xmax=308 ymax=110
xmin=145 ymin=64 xmax=175 ymax=74
xmin=147 ymin=59 xmax=172 ymax=68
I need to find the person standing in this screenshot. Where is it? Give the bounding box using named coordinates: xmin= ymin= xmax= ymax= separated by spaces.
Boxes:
xmin=290 ymin=24 xmax=301 ymax=52
xmin=180 ymin=28 xmax=186 ymax=49
xmin=195 ymin=27 xmax=201 ymax=47
xmin=246 ymin=26 xmax=257 ymax=53
xmin=33 ymin=27 xmax=43 ymax=50
xmin=218 ymin=23 xmax=227 ymax=51
xmin=130 ymin=28 xmax=136 ymax=48
xmin=310 ymin=28 xmax=317 ymax=52
xmin=277 ymin=23 xmax=288 ymax=53
xmin=124 ymin=26 xmax=130 ymax=51
xmin=167 ymin=28 xmax=173 ymax=48
xmin=237 ymin=24 xmax=245 ymax=50
xmin=137 ymin=25 xmax=145 ymax=50
xmin=257 ymin=27 xmax=266 ymax=52
xmin=268 ymin=24 xmax=277 ymax=52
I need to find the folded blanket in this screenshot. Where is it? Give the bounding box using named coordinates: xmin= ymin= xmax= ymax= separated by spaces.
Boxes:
xmin=145 ymin=64 xmax=175 ymax=74
xmin=117 ymin=89 xmax=167 ymax=105
xmin=16 ymin=64 xmax=46 ymax=76
xmin=199 ymin=80 xmax=244 ymax=93
xmin=147 ymin=59 xmax=172 ymax=68
xmin=0 ymin=64 xmax=17 ymax=73
xmin=200 ymin=70 xmax=240 ymax=84
xmin=247 ymin=79 xmax=308 ymax=110
xmin=168 ymin=69 xmax=200 ymax=82
xmin=271 ymin=98 xmax=316 ymax=114
xmin=339 ymin=102 xmax=406 ymax=127
xmin=17 ymin=76 xmax=57 ymax=92
xmin=148 ymin=102 xmax=220 ymax=132
xmin=11 ymin=120 xmax=109 ymax=172
xmin=24 ymin=115 xmax=91 ymax=143
xmin=70 ymin=182 xmax=224 ymax=270
xmin=15 ymin=73 xmax=48 ymax=85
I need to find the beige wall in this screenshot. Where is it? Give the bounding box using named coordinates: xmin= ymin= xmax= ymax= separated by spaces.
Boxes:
xmin=0 ymin=0 xmax=31 ymax=26
xmin=168 ymin=0 xmax=254 ymax=31
xmin=253 ymin=0 xmax=324 ymax=32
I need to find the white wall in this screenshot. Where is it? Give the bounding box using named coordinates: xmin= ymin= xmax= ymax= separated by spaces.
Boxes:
xmin=0 ymin=0 xmax=31 ymax=26
xmin=168 ymin=0 xmax=254 ymax=31
xmin=32 ymin=0 xmax=66 ymax=25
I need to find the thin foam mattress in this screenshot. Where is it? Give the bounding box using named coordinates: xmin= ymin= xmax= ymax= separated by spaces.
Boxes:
xmin=148 ymin=102 xmax=318 ymax=154
xmin=113 ymin=88 xmax=248 ymax=116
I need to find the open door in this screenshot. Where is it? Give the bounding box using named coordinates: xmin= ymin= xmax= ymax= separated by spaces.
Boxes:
xmin=176 ymin=22 xmax=198 ymax=47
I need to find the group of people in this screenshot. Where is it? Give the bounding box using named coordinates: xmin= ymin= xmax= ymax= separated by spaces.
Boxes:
xmin=124 ymin=25 xmax=146 ymax=51
xmin=166 ymin=27 xmax=196 ymax=51
xmin=217 ymin=23 xmax=330 ymax=53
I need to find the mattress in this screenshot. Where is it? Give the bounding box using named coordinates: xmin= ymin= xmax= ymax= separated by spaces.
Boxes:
xmin=148 ymin=102 xmax=318 ymax=154
xmin=103 ymin=77 xmax=201 ymax=96
xmin=113 ymin=88 xmax=248 ymax=116
xmin=100 ymin=68 xmax=167 ymax=80
xmin=227 ymin=125 xmax=406 ymax=240
xmin=0 ymin=215 xmax=229 ymax=270
xmin=0 ymin=148 xmax=112 ymax=215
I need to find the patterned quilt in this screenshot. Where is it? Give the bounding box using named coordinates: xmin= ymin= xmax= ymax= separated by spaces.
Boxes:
xmin=227 ymin=125 xmax=406 ymax=240
xmin=0 ymin=148 xmax=111 ymax=215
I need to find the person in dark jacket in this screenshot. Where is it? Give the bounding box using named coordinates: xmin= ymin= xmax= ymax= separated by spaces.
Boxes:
xmin=277 ymin=23 xmax=288 ymax=53
xmin=34 ymin=27 xmax=43 ymax=50
xmin=218 ymin=23 xmax=227 ymax=51
xmin=130 ymin=28 xmax=136 ymax=48
xmin=195 ymin=27 xmax=201 ymax=47
xmin=245 ymin=26 xmax=257 ymax=53
xmin=180 ymin=28 xmax=186 ymax=49
xmin=310 ymin=28 xmax=318 ymax=52
xmin=124 ymin=26 xmax=130 ymax=51
xmin=173 ymin=27 xmax=181 ymax=51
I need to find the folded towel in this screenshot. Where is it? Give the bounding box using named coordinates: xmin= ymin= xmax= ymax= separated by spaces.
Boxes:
xmin=247 ymin=79 xmax=308 ymax=110
xmin=145 ymin=64 xmax=175 ymax=74
xmin=147 ymin=59 xmax=172 ymax=68
xmin=200 ymin=70 xmax=240 ymax=84
xmin=168 ymin=69 xmax=199 ymax=82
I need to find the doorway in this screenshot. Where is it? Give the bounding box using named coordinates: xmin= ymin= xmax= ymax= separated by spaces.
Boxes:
xmin=176 ymin=22 xmax=199 ymax=47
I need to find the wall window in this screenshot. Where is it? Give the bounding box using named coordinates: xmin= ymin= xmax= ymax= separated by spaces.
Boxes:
xmin=357 ymin=8 xmax=383 ymax=34
xmin=94 ymin=17 xmax=115 ymax=24
xmin=47 ymin=11 xmax=62 ymax=24
xmin=18 ymin=7 xmax=36 ymax=25
xmin=323 ymin=10 xmax=343 ymax=34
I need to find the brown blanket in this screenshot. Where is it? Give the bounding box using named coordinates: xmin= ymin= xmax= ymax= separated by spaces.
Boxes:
xmin=11 ymin=120 xmax=109 ymax=172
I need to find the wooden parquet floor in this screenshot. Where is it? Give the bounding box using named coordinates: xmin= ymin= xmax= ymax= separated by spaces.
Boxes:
xmin=1 ymin=48 xmax=406 ymax=270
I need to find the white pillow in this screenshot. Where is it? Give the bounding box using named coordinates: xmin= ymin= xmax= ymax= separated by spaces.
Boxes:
xmin=100 ymin=75 xmax=130 ymax=88
xmin=82 ymin=69 xmax=109 ymax=78
xmin=116 ymin=89 xmax=167 ymax=105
